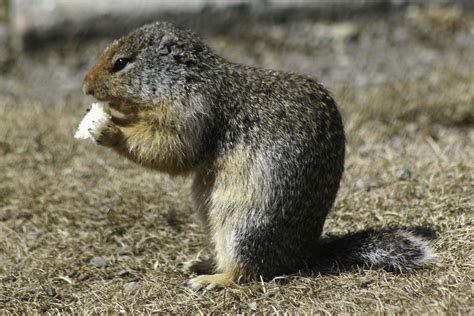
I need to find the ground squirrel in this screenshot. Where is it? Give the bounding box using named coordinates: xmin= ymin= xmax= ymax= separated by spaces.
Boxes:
xmin=82 ymin=22 xmax=435 ymax=290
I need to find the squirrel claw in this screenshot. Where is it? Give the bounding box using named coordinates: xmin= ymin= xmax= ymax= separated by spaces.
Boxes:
xmin=184 ymin=273 xmax=233 ymax=291
xmin=184 ymin=277 xmax=219 ymax=292
xmin=86 ymin=121 xmax=120 ymax=147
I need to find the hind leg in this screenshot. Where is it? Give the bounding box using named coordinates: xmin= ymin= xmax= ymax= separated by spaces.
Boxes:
xmin=184 ymin=222 xmax=244 ymax=291
xmin=184 ymin=252 xmax=241 ymax=291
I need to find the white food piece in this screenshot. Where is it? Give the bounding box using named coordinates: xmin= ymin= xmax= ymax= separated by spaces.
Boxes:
xmin=74 ymin=102 xmax=111 ymax=140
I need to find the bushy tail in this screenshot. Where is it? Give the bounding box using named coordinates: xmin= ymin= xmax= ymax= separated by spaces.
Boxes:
xmin=313 ymin=227 xmax=437 ymax=272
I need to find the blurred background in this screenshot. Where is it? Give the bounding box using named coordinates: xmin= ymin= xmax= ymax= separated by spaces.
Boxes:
xmin=1 ymin=0 xmax=474 ymax=105
xmin=0 ymin=0 xmax=472 ymax=313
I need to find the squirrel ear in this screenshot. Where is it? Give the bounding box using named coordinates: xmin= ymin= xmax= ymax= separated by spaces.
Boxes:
xmin=158 ymin=34 xmax=177 ymax=53
xmin=158 ymin=34 xmax=196 ymax=66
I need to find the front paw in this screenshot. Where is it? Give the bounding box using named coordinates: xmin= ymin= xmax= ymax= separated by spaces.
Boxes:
xmin=88 ymin=121 xmax=121 ymax=147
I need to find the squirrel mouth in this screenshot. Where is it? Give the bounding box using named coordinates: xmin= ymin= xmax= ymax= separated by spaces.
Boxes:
xmin=106 ymin=100 xmax=139 ymax=115
xmin=107 ymin=101 xmax=118 ymax=109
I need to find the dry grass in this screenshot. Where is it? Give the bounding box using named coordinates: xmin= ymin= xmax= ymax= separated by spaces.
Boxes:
xmin=1 ymin=8 xmax=474 ymax=311
xmin=0 ymin=66 xmax=472 ymax=314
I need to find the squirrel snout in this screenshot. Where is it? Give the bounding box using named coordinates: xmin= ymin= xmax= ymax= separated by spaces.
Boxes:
xmin=83 ymin=69 xmax=101 ymax=96
xmin=82 ymin=78 xmax=94 ymax=96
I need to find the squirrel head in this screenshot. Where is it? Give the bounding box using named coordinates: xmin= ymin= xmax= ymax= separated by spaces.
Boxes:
xmin=83 ymin=22 xmax=210 ymax=113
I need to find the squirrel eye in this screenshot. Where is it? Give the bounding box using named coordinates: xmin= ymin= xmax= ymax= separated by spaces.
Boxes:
xmin=112 ymin=57 xmax=131 ymax=72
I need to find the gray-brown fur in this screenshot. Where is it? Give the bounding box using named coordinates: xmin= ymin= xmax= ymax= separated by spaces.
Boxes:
xmin=82 ymin=22 xmax=435 ymax=289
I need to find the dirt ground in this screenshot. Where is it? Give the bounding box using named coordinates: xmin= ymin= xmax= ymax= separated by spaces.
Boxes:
xmin=0 ymin=5 xmax=473 ymax=314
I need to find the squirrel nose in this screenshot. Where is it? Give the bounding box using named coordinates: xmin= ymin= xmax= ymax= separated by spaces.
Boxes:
xmin=82 ymin=81 xmax=94 ymax=96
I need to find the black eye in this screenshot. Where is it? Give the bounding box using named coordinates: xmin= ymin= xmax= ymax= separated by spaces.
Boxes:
xmin=112 ymin=57 xmax=132 ymax=72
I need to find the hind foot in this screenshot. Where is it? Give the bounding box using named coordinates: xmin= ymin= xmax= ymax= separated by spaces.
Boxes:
xmin=176 ymin=257 xmax=214 ymax=275
xmin=185 ymin=272 xmax=235 ymax=291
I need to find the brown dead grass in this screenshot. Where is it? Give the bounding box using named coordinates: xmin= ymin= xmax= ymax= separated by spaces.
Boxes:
xmin=0 ymin=65 xmax=472 ymax=314
xmin=1 ymin=8 xmax=474 ymax=308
